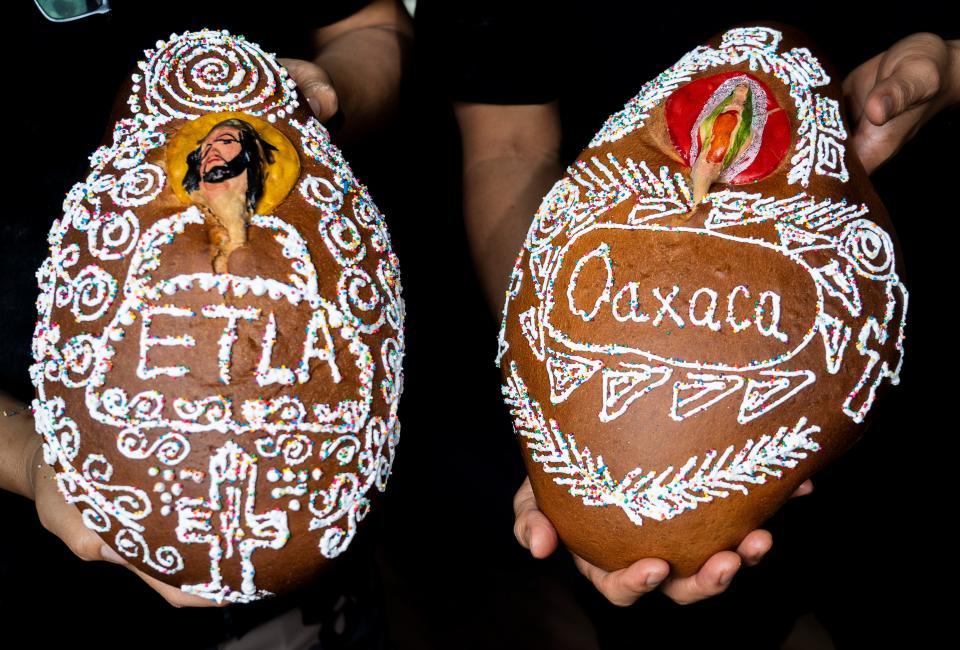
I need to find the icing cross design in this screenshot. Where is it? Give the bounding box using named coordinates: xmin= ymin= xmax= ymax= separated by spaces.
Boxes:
xmin=177 ymin=441 xmax=290 ymax=602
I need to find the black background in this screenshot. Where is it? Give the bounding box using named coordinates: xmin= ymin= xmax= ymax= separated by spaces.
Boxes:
xmin=1 ymin=2 xmax=957 ymax=648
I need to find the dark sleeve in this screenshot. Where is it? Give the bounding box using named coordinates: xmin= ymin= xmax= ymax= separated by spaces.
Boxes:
xmin=109 ymin=0 xmax=375 ymax=29
xmin=416 ymin=0 xmax=563 ymax=104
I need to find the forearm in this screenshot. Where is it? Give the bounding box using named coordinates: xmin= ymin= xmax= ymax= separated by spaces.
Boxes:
xmin=0 ymin=392 xmax=41 ymax=500
xmin=455 ymin=102 xmax=563 ymax=314
xmin=312 ymin=0 xmax=413 ymax=142
xmin=947 ymin=40 xmax=960 ymax=104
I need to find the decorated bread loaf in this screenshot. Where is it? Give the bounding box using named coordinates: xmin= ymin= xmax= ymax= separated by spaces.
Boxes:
xmin=30 ymin=29 xmax=404 ymax=603
xmin=498 ymin=24 xmax=907 ymax=576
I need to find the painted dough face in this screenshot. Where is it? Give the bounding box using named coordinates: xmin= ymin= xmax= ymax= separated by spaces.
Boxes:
xmin=200 ymin=125 xmax=242 ymax=176
xmin=183 ymin=118 xmax=279 ymax=213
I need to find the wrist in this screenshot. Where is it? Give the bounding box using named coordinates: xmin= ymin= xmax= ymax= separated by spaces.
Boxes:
xmin=312 ymin=27 xmax=408 ymax=141
xmin=0 ymin=400 xmax=44 ymax=500
xmin=24 ymin=434 xmax=45 ymax=501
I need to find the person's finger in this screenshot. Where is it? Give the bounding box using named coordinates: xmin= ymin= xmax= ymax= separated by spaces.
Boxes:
xmin=277 ymin=57 xmax=339 ymax=121
xmin=850 ymin=111 xmax=923 ymax=175
xmin=659 ymin=550 xmax=742 ymax=605
xmin=791 ymin=479 xmax=814 ymax=498
xmin=99 ymin=545 xmax=223 ymax=608
xmin=126 ymin=561 xmax=224 ymax=608
xmin=866 ymin=60 xmax=943 ymax=126
xmin=865 ymin=34 xmax=948 ymax=126
xmin=842 ymin=61 xmax=875 ymax=126
xmin=572 ymin=553 xmax=670 ymax=607
xmin=736 ymin=529 xmax=773 ymax=567
xmin=513 ymin=477 xmax=558 ymax=558
xmin=35 ymin=464 xmax=222 ymax=608
xmin=514 ymin=507 xmax=558 ymax=559
xmin=33 ymin=466 xmax=106 ymax=562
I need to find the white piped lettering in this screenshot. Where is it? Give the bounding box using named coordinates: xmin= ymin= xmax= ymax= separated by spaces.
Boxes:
xmin=201 ymin=305 xmax=261 ymax=384
xmin=755 ymin=291 xmax=789 ymax=343
xmin=688 ymin=288 xmax=721 ymax=331
xmin=567 ymin=267 xmax=787 ymax=340
xmin=138 ymin=305 xmax=196 ymax=379
xmin=652 ymin=285 xmax=684 ymax=328
xmin=726 ymin=285 xmax=753 ymax=332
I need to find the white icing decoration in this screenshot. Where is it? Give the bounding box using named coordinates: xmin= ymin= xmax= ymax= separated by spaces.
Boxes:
xmin=133 ymin=29 xmax=298 ymax=121
xmin=498 ymin=142 xmax=907 ymax=427
xmin=688 ymin=288 xmax=721 ymax=331
xmin=546 ymin=351 xmax=603 ymax=404
xmin=300 ymin=175 xmax=343 ymax=214
xmin=600 ymin=365 xmax=673 ymax=423
xmin=177 ymin=441 xmax=287 ymax=603
xmin=739 ymin=370 xmax=816 ymax=424
xmin=31 ymin=32 xmax=405 ymax=603
xmin=651 ymin=286 xmax=684 ymax=328
xmin=504 ymin=363 xmax=821 ymax=525
xmin=109 ymin=163 xmax=165 ymax=207
xmin=308 ymin=473 xmax=370 ymax=559
xmin=496 ymin=257 xmax=524 ymax=365
xmin=200 ymin=305 xmax=261 ymax=384
xmin=137 ymin=305 xmax=196 ymax=379
xmin=88 ymin=210 xmax=140 ymax=261
xmin=567 ymin=243 xmax=613 ymax=321
xmin=755 ymin=291 xmax=788 ymax=343
xmin=838 ymin=218 xmax=896 ymax=280
xmin=68 ymin=265 xmax=117 ymax=323
xmin=671 ymin=373 xmax=745 ymax=421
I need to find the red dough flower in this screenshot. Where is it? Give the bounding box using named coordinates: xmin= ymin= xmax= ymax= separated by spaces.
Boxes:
xmin=665 ymin=71 xmax=790 ymax=186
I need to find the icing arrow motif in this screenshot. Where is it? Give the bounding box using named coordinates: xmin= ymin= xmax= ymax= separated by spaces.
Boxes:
xmin=600 ymin=365 xmax=673 ymax=422
xmin=519 ymin=307 xmax=545 ymax=361
xmin=671 ymin=374 xmax=745 ymax=421
xmin=816 ymin=312 xmax=852 ymax=374
xmin=775 ymin=222 xmax=836 ymax=254
xmin=547 ymin=351 xmax=603 ymax=404
xmin=738 ymin=370 xmax=817 ymax=424
xmin=810 ymin=259 xmax=863 ymax=318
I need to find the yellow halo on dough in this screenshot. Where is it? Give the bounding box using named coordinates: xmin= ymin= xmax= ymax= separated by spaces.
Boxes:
xmin=166 ymin=111 xmax=299 ymax=215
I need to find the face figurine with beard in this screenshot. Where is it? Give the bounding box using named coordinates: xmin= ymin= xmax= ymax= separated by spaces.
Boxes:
xmin=182 ymin=118 xmax=279 ymax=271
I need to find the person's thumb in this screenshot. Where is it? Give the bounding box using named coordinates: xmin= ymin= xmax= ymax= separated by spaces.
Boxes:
xmin=866 ymin=37 xmax=947 ymax=125
xmin=278 ymin=58 xmax=339 ymax=122
xmin=513 ymin=478 xmax=558 ymax=558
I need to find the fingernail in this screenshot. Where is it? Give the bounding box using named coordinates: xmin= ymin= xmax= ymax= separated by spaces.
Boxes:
xmin=881 ymin=96 xmax=893 ymax=121
xmin=100 ymin=544 xmax=124 ymax=564
xmin=719 ymin=571 xmax=734 ymax=586
xmin=531 ymin=542 xmax=544 ymax=558
xmin=306 ymin=96 xmax=319 ymax=116
xmin=646 ymin=570 xmax=668 ymax=586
